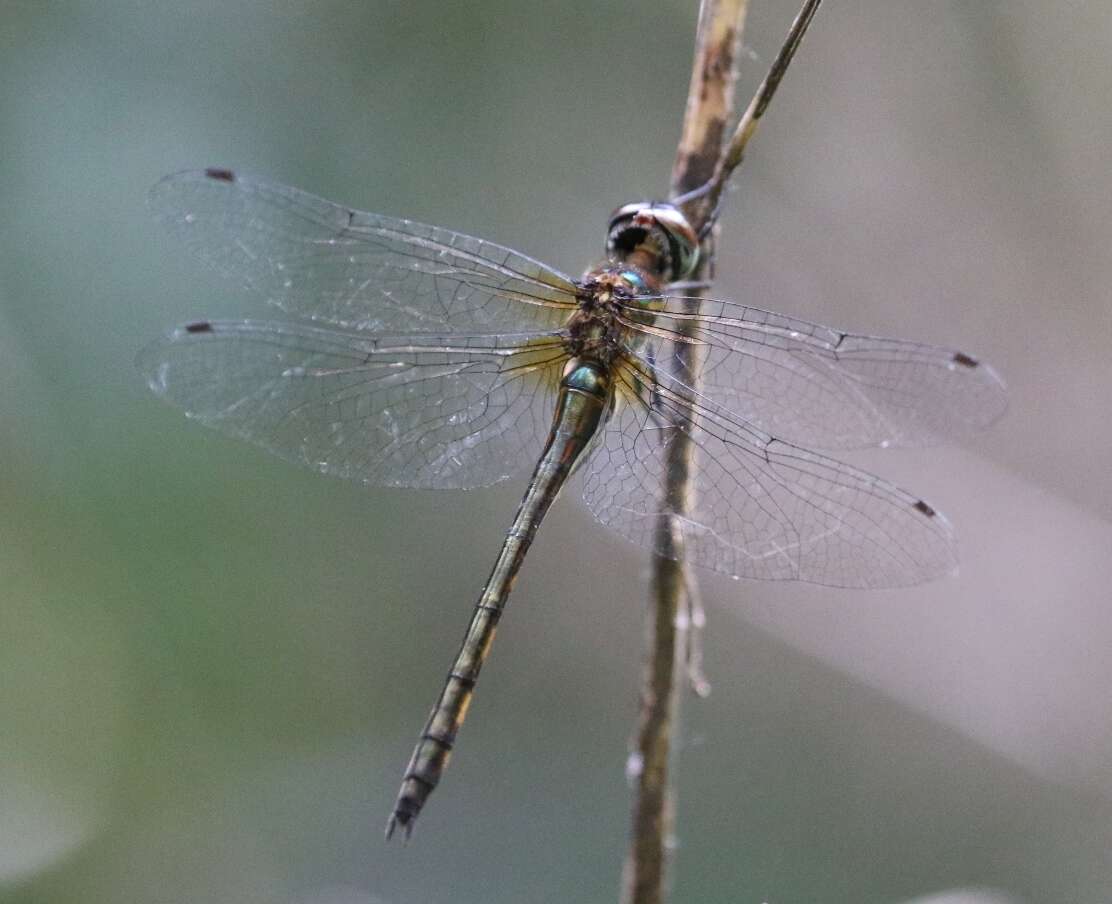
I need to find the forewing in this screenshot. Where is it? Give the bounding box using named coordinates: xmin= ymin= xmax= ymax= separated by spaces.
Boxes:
xmin=150 ymin=169 xmax=579 ymax=333
xmin=627 ymin=295 xmax=1007 ymax=449
xmin=139 ymin=320 xmax=566 ymax=489
xmin=581 ymin=341 xmax=957 ymax=588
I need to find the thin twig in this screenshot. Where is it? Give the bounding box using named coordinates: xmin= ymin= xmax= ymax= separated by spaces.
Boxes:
xmin=699 ymin=0 xmax=824 ymax=233
xmin=620 ymin=2 xmax=825 ymax=903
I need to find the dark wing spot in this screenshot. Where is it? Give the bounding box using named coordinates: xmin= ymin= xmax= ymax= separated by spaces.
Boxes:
xmin=953 ymin=351 xmax=979 ymax=368
xmin=204 ymin=167 xmax=236 ymax=183
xmin=185 ymin=321 xmax=214 ymax=334
xmin=913 ymin=499 xmax=936 ymax=518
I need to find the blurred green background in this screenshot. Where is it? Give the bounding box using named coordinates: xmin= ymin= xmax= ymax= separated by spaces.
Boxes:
xmin=2 ymin=1 xmax=1111 ymax=902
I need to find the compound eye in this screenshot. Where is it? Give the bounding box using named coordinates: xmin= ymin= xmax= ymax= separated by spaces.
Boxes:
xmin=606 ymin=202 xmax=699 ymax=281
xmin=607 ymin=201 xmax=651 ymax=232
xmin=651 ymin=205 xmax=699 ymax=280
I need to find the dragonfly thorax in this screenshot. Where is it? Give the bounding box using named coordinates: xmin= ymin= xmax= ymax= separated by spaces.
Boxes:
xmin=606 ymin=201 xmax=699 ymax=281
xmin=566 ymin=266 xmax=654 ymax=366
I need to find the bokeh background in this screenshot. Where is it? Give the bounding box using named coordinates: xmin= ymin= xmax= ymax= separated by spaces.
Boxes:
xmin=2 ymin=1 xmax=1110 ymax=902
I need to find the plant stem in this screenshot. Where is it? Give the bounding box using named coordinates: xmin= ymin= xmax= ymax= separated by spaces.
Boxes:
xmin=620 ymin=2 xmax=825 ymax=902
xmin=619 ymin=4 xmax=748 ymax=904
xmin=699 ymin=0 xmax=824 ymax=232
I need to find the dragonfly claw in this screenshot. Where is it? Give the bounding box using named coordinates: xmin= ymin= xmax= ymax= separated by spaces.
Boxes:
xmin=384 ymin=811 xmax=414 ymax=842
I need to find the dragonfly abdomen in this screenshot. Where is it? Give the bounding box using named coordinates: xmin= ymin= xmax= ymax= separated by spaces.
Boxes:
xmin=386 ymin=361 xmax=613 ymax=839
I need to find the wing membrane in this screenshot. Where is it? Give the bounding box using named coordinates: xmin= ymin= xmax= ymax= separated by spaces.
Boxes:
xmin=150 ymin=170 xmax=579 ymax=333
xmin=581 ymin=340 xmax=957 ymax=588
xmin=139 ymin=320 xmax=566 ymax=489
xmin=622 ymin=295 xmax=1007 ymax=449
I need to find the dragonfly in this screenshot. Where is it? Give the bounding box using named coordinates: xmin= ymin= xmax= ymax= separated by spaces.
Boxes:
xmin=140 ymin=167 xmax=1006 ymax=839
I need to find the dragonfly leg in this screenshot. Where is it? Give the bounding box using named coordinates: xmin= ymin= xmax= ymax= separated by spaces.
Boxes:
xmin=665 ymin=279 xmax=713 ymax=292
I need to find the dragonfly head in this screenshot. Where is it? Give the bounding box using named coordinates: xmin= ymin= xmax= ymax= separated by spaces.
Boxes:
xmin=606 ymin=202 xmax=699 ymax=282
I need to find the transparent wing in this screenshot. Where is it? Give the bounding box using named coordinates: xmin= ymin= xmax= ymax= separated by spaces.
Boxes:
xmin=620 ymin=294 xmax=1007 ymax=449
xmin=138 ymin=320 xmax=567 ymax=489
xmin=581 ymin=340 xmax=957 ymax=588
xmin=150 ymin=169 xmax=580 ymax=333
